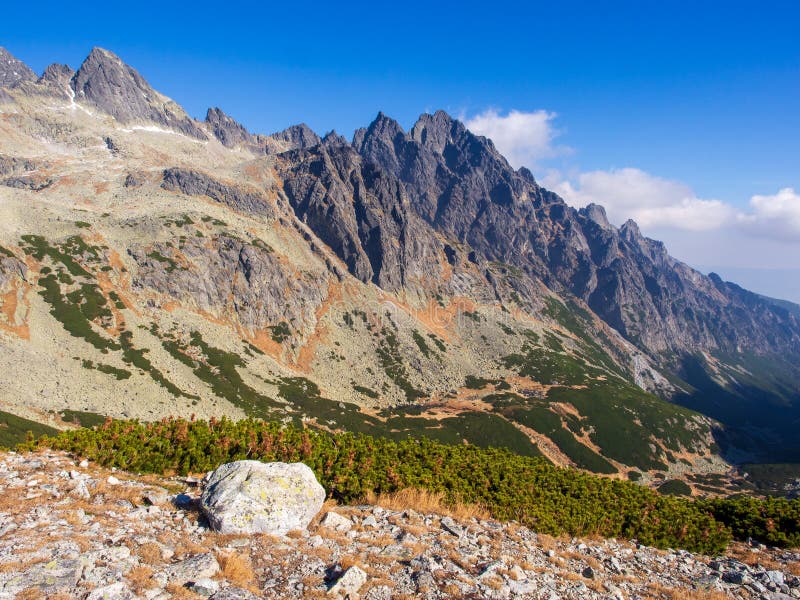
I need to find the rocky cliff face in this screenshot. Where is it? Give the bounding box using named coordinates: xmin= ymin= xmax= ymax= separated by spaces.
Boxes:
xmin=277 ymin=141 xmax=444 ymax=292
xmin=0 ymin=47 xmax=36 ymax=88
xmin=71 ymin=48 xmax=207 ymax=139
xmin=352 ymin=111 xmax=800 ymax=361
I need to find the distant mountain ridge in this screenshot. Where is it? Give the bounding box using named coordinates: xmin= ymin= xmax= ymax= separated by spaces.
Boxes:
xmin=0 ymin=46 xmax=798 ymax=481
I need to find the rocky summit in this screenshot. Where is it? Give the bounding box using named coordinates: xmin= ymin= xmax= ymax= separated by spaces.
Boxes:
xmin=0 ymin=45 xmax=798 ymax=489
xmin=2 ymin=450 xmax=799 ymax=599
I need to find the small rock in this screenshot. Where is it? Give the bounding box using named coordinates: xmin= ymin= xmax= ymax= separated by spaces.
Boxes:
xmin=189 ymin=578 xmax=220 ymax=597
xmin=320 ymin=511 xmax=353 ymax=532
xmin=582 ymin=566 xmax=595 ymax=579
xmin=769 ymin=571 xmax=787 ymax=586
xmin=86 ymin=582 xmax=135 ymax=599
xmin=329 ymin=565 xmax=368 ymax=597
xmin=107 ymin=475 xmax=121 ymax=485
xmin=362 ymin=515 xmax=378 ymax=528
xmin=79 ymin=459 xmax=90 ymax=468
xmin=440 ymin=516 xmax=464 ymax=538
xmin=145 ymin=489 xmax=169 ymax=505
xmin=159 ymin=553 xmax=220 ymax=587
xmin=723 ymin=570 xmax=747 ymax=585
xmin=71 ymin=479 xmax=91 ymax=500
xmin=209 ymin=588 xmax=260 ymax=600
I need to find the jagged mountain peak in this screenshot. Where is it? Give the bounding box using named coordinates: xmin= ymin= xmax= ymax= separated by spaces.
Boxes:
xmin=322 ymin=130 xmax=348 ymax=147
xmin=0 ymin=47 xmax=37 ymax=88
xmin=71 ymin=47 xmax=207 ymax=140
xmin=205 ymin=107 xmax=252 ymax=148
xmin=269 ymin=123 xmax=321 ymax=150
xmin=579 ymin=203 xmax=613 ymax=229
xmin=40 ymin=63 xmax=74 ymax=82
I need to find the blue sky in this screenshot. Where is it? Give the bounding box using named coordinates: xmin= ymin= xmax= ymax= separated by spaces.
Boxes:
xmin=3 ymin=1 xmax=800 ymax=300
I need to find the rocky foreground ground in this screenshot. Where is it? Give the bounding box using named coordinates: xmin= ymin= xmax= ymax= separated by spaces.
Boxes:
xmin=0 ymin=451 xmax=798 ymax=600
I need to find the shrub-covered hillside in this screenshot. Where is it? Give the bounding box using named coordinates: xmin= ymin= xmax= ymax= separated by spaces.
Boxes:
xmin=18 ymin=417 xmax=800 ymax=554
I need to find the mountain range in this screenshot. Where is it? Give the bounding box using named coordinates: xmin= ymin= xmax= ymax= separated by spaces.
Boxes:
xmin=1 ymin=46 xmax=798 ymax=492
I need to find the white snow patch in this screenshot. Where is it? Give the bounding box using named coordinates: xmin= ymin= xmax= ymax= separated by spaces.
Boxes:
xmin=66 ymin=86 xmax=94 ymax=116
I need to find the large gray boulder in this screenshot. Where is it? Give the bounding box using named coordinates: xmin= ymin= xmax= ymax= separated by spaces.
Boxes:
xmin=200 ymin=461 xmax=325 ymax=535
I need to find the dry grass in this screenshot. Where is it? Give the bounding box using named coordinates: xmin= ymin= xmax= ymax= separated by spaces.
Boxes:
xmin=536 ymin=532 xmax=558 ymax=552
xmin=482 ymin=574 xmax=504 ymax=590
xmin=216 ymin=551 xmax=256 ymax=589
xmin=645 ymin=583 xmax=731 ymax=600
xmin=0 ymin=557 xmax=47 ymax=574
xmin=363 ymin=488 xmax=489 ymax=520
xmin=727 ymin=545 xmax=785 ymax=571
xmin=126 ymin=566 xmax=157 ymax=593
xmin=136 ymin=542 xmax=164 ymax=565
xmin=787 ymin=561 xmax=800 ymax=576
xmin=173 ymin=540 xmax=211 ymax=559
xmin=165 ymin=583 xmax=204 ymax=599
xmin=285 ymin=529 xmax=305 ymax=539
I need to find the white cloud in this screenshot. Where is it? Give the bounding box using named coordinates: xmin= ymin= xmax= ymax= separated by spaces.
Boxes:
xmin=544 ymin=168 xmax=736 ymax=231
xmin=546 ymin=168 xmax=800 ymax=241
xmin=464 ymin=109 xmax=566 ymax=168
xmin=744 ymin=188 xmax=800 ymax=241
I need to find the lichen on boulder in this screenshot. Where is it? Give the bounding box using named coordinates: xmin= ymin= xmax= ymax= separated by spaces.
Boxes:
xmin=200 ymin=460 xmax=325 ymax=535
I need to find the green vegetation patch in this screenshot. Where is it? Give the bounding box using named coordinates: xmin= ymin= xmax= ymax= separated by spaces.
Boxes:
xmin=159 ymin=329 xmax=276 ymax=415
xmin=0 ymin=410 xmax=58 ymax=448
xmin=375 ymin=325 xmax=426 ymax=402
xmin=21 ymin=234 xmax=92 ymax=277
xmin=36 ymin=274 xmax=120 ymax=352
xmin=24 ymin=417 xmax=737 ymax=554
xmin=120 ymin=331 xmax=196 ymax=399
xmin=353 ymin=384 xmax=379 ymax=399
xmin=269 ymin=321 xmax=291 ymax=343
xmin=493 ymin=396 xmax=617 ymax=474
xmin=58 ymin=409 xmax=106 ymax=428
xmin=146 ymin=250 xmax=181 ymax=273
xmin=412 ymin=331 xmax=433 ymax=358
xmin=658 ymin=480 xmax=693 ymax=496
xmin=80 ymin=358 xmax=131 ymax=380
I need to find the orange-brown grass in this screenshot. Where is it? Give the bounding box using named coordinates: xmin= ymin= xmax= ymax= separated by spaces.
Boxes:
xmin=482 ymin=574 xmax=504 ymax=590
xmin=14 ymin=590 xmax=70 ymax=600
xmin=788 ymin=561 xmax=800 ymax=576
xmin=285 ymin=529 xmax=305 ymax=539
xmin=645 ymin=583 xmax=731 ymax=600
xmin=0 ymin=556 xmax=47 ymax=574
xmin=442 ymin=583 xmax=463 ymax=597
xmin=173 ymin=540 xmax=211 ymax=559
xmin=400 ymin=523 xmax=428 ymax=537
xmin=136 ymin=542 xmax=164 ymax=565
xmin=216 ymin=552 xmax=256 ymax=589
xmin=15 ymin=589 xmax=45 ymax=600
xmin=536 ymin=533 xmax=558 ymax=552
xmin=338 ymin=555 xmax=363 ymax=570
xmin=207 ymin=533 xmax=251 ymax=548
xmin=165 ymin=583 xmax=204 ymax=599
xmin=126 ymin=566 xmax=157 ymax=593
xmin=726 ymin=545 xmax=784 ymax=571
xmin=72 ymin=535 xmax=92 ymax=553
xmin=363 ymin=488 xmax=489 ymax=520
xmin=306 ymin=544 xmax=334 ymax=563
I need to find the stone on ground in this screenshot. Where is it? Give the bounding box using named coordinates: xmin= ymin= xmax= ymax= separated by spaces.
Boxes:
xmin=329 ymin=565 xmax=368 ymax=597
xmin=200 ymin=460 xmax=325 ymax=535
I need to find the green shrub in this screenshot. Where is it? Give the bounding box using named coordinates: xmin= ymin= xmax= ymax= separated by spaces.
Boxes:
xmin=24 ymin=417 xmax=732 ymax=554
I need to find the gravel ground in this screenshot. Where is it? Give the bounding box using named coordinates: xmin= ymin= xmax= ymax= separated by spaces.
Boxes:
xmin=0 ymin=450 xmax=798 ymax=599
